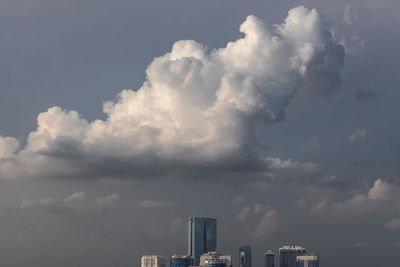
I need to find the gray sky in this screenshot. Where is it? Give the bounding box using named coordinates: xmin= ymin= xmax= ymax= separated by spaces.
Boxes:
xmin=0 ymin=1 xmax=399 ymax=267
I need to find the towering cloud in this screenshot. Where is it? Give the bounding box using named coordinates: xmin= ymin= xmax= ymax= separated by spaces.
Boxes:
xmin=0 ymin=6 xmax=344 ymax=179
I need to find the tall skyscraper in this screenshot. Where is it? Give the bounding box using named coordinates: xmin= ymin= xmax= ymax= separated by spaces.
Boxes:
xmin=239 ymin=246 xmax=252 ymax=267
xmin=170 ymin=254 xmax=194 ymax=267
xmin=188 ymin=217 xmax=193 ymax=256
xmin=296 ymin=255 xmax=319 ymax=267
xmin=264 ymin=250 xmax=274 ymax=267
xmin=188 ymin=217 xmax=217 ymax=265
xmin=279 ymin=246 xmax=306 ymax=267
xmin=141 ymin=255 xmax=166 ymax=267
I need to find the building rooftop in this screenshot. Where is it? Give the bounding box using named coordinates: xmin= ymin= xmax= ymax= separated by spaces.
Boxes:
xmin=172 ymin=254 xmax=191 ymax=258
xmin=279 ymin=246 xmax=306 ymax=251
xmin=296 ymin=255 xmax=318 ymax=261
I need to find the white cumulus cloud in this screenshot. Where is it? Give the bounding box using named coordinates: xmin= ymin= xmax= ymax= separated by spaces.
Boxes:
xmin=0 ymin=136 xmax=19 ymax=160
xmin=342 ymin=5 xmax=359 ymax=25
xmin=236 ymin=203 xmax=279 ymax=238
xmin=237 ymin=206 xmax=252 ymax=222
xmin=253 ymin=208 xmax=279 ymax=238
xmin=348 ymin=128 xmax=366 ymax=142
xmin=97 ymin=193 xmax=119 ymax=206
xmin=319 ymin=179 xmax=400 ymax=216
xmin=0 ymin=6 xmax=344 ymax=180
xmin=64 ymin=191 xmax=85 ymax=202
xmin=265 ymin=157 xmax=319 ymax=172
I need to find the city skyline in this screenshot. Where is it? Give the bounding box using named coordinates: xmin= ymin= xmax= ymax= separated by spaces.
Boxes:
xmin=142 ymin=248 xmax=313 ymax=267
xmin=0 ymin=0 xmax=399 ymax=266
xmin=141 ymin=217 xmax=319 ymax=267
xmin=141 ymin=217 xmax=317 ymax=267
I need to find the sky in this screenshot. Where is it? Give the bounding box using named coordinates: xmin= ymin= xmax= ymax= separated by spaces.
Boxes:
xmin=0 ymin=0 xmax=399 ymax=267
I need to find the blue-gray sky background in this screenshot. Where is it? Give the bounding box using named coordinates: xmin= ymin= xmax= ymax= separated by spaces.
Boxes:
xmin=0 ymin=1 xmax=399 ymax=267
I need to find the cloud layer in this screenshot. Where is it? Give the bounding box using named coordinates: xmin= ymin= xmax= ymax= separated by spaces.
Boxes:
xmin=309 ymin=178 xmax=400 ymax=216
xmin=236 ymin=203 xmax=279 ymax=238
xmin=385 ymin=218 xmax=400 ymax=231
xmin=0 ymin=6 xmax=344 ymax=180
xmin=348 ymin=128 xmax=366 ymax=142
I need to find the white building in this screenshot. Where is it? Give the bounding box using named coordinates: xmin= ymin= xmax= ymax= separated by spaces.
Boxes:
xmin=296 ymin=255 xmax=319 ymax=267
xmin=200 ymin=252 xmax=232 ymax=267
xmin=141 ymin=255 xmax=166 ymax=267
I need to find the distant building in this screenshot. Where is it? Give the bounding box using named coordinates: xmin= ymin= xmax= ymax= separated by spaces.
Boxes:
xmin=171 ymin=254 xmax=194 ymax=267
xmin=188 ymin=217 xmax=217 ymax=265
xmin=200 ymin=252 xmax=232 ymax=267
xmin=264 ymin=250 xmax=274 ymax=267
xmin=141 ymin=255 xmax=166 ymax=267
xmin=279 ymin=246 xmax=306 ymax=267
xmin=204 ymin=259 xmax=229 ymax=267
xmin=296 ymin=255 xmax=319 ymax=267
xmin=239 ymin=246 xmax=252 ymax=267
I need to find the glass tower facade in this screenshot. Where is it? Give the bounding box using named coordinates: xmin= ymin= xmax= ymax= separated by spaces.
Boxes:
xmin=239 ymin=246 xmax=252 ymax=267
xmin=171 ymin=255 xmax=193 ymax=267
xmin=296 ymin=255 xmax=319 ymax=267
xmin=264 ymin=250 xmax=274 ymax=267
xmin=279 ymin=246 xmax=306 ymax=267
xmin=205 ymin=260 xmax=228 ymax=267
xmin=188 ymin=217 xmax=217 ymax=265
